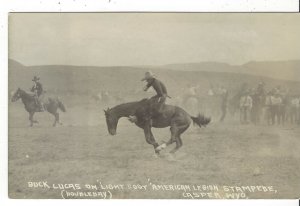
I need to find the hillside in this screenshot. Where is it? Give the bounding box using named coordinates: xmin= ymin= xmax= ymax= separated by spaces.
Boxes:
xmin=162 ymin=60 xmax=300 ymax=82
xmin=241 ymin=60 xmax=300 ymax=82
xmin=8 ymin=59 xmax=300 ymax=103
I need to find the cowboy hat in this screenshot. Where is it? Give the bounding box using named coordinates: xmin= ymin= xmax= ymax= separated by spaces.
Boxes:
xmin=32 ymin=76 xmax=40 ymax=81
xmin=141 ymin=71 xmax=155 ymax=81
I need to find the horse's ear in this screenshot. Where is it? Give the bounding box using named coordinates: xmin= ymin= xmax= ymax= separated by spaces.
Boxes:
xmin=104 ymin=107 xmax=111 ymax=114
xmin=103 ymin=109 xmax=108 ymax=115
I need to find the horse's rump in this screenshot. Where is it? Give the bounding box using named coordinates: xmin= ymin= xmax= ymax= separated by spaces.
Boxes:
xmin=38 ymin=94 xmax=65 ymax=112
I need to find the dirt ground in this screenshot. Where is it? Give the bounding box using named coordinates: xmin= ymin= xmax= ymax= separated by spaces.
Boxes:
xmin=8 ymin=101 xmax=300 ymax=199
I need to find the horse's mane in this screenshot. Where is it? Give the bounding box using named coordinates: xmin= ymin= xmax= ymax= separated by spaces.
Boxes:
xmin=18 ymin=88 xmax=33 ymax=98
xmin=138 ymin=98 xmax=149 ymax=104
xmin=108 ymin=98 xmax=150 ymax=115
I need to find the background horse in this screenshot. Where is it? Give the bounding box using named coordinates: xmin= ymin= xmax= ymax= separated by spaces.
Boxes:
xmin=11 ymin=88 xmax=66 ymax=127
xmin=104 ymin=98 xmax=210 ymax=154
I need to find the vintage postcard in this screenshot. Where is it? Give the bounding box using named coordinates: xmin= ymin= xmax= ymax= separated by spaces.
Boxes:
xmin=8 ymin=13 xmax=300 ymax=199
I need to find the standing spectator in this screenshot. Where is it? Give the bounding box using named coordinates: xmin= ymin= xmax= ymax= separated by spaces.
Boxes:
xmin=219 ymin=86 xmax=228 ymax=122
xmin=265 ymin=90 xmax=273 ymax=125
xmin=240 ymin=90 xmax=253 ymax=124
xmin=256 ymin=82 xmax=266 ymax=96
xmin=290 ymin=94 xmax=300 ymax=124
xmin=270 ymin=90 xmax=283 ymax=125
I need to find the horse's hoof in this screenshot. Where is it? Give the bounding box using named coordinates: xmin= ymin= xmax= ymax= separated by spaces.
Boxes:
xmin=165 ymin=153 xmax=176 ymax=161
xmin=152 ymin=153 xmax=159 ymax=158
xmin=154 ymin=147 xmax=161 ymax=153
xmin=156 ymin=143 xmax=167 ymax=152
xmin=169 ymin=149 xmax=177 ymax=154
xmin=161 ymin=143 xmax=167 ymax=149
xmin=154 ymin=149 xmax=160 ymax=154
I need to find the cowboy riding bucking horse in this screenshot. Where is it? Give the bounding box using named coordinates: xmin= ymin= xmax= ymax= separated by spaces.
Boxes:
xmin=139 ymin=71 xmax=170 ymax=126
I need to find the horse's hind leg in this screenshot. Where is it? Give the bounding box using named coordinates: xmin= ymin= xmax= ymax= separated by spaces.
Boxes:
xmin=55 ymin=112 xmax=62 ymax=125
xmin=155 ymin=125 xmax=177 ymax=152
xmin=170 ymin=125 xmax=189 ymax=153
xmin=166 ymin=126 xmax=178 ymax=146
xmin=169 ymin=137 xmax=182 ymax=153
xmin=156 ymin=123 xmax=187 ymax=153
xmin=143 ymin=127 xmax=159 ymax=153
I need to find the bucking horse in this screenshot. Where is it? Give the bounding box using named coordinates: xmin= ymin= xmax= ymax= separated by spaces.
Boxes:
xmin=104 ymin=97 xmax=210 ymax=154
xmin=11 ymin=88 xmax=66 ymax=127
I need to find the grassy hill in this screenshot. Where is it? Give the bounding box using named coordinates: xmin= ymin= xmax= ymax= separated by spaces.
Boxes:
xmin=162 ymin=60 xmax=300 ymax=82
xmin=8 ymin=59 xmax=300 ymax=104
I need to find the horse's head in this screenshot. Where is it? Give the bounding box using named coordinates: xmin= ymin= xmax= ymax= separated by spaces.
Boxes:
xmin=104 ymin=107 xmax=118 ymax=135
xmin=11 ymin=88 xmax=21 ymax=102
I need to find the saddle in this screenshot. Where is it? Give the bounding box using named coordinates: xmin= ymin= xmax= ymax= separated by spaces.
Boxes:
xmin=33 ymin=93 xmax=50 ymax=112
xmin=141 ymin=97 xmax=166 ymax=119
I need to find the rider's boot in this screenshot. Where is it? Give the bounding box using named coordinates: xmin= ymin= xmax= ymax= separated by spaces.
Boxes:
xmin=149 ymin=118 xmax=153 ymax=127
xmin=128 ymin=115 xmax=137 ymax=123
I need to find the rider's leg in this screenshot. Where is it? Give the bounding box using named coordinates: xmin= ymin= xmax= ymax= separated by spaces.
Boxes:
xmin=158 ymin=96 xmax=166 ymax=112
xmin=144 ymin=102 xmax=154 ymax=127
xmin=34 ymin=95 xmax=43 ymax=112
xmin=33 ymin=96 xmax=41 ymax=111
xmin=146 ymin=110 xmax=153 ymax=127
xmin=34 ymin=96 xmax=38 ymax=106
xmin=38 ymin=96 xmax=44 ymax=111
xmin=157 ymin=96 xmax=167 ymax=118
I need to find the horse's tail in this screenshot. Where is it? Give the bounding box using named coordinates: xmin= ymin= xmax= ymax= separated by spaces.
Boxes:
xmin=57 ymin=99 xmax=66 ymax=112
xmin=190 ymin=114 xmax=211 ymax=128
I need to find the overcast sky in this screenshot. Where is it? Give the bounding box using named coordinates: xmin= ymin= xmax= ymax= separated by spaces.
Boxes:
xmin=9 ymin=13 xmax=300 ymax=66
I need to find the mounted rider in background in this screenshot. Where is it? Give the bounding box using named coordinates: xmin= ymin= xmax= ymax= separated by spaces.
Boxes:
xmin=31 ymin=76 xmax=44 ymax=112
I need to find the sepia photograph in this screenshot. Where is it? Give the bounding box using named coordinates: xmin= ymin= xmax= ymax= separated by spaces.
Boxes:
xmin=8 ymin=13 xmax=300 ymax=199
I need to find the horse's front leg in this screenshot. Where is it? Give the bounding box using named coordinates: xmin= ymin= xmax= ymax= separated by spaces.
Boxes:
xmin=143 ymin=126 xmax=159 ymax=153
xmin=56 ymin=112 xmax=62 ymax=125
xmin=31 ymin=112 xmax=39 ymax=124
xmin=51 ymin=112 xmax=59 ymax=127
xmin=29 ymin=112 xmax=34 ymax=127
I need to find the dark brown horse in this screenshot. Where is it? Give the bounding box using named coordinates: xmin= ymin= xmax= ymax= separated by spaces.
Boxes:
xmin=11 ymin=88 xmax=66 ymax=127
xmin=104 ymin=98 xmax=210 ymax=154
